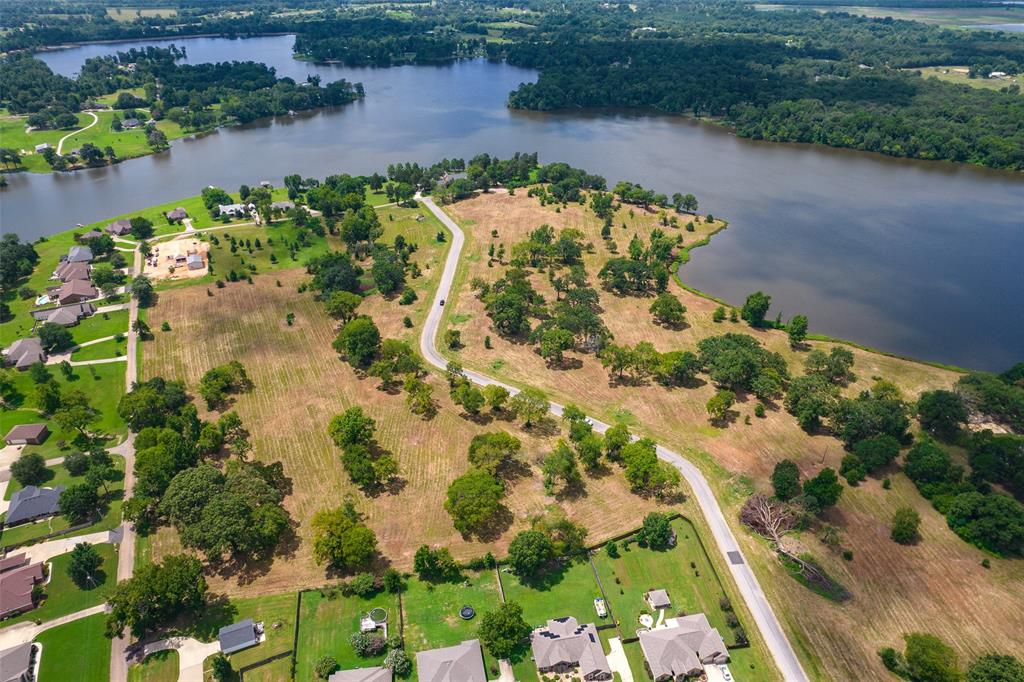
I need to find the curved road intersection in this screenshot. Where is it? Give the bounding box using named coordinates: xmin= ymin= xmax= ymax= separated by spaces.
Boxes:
xmin=418 ymin=195 xmax=809 ymax=682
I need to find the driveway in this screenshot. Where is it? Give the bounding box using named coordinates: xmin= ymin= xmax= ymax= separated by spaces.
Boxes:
xmin=0 ymin=604 xmax=109 ymax=651
xmin=19 ymin=527 xmax=122 ymax=564
xmin=606 ymin=637 xmax=634 ymax=682
xmin=131 ymin=636 xmax=221 ymax=682
xmin=418 ymin=196 xmax=809 ymax=682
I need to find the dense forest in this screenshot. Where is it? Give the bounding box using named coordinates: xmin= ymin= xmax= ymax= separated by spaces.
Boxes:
xmin=292 ymin=17 xmax=483 ymax=65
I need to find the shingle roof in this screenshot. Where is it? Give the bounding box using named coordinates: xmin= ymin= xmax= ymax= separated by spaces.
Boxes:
xmin=0 ymin=563 xmax=45 ymax=618
xmin=218 ymin=619 xmax=258 ymax=654
xmin=638 ymin=613 xmax=729 ymax=680
xmin=531 ymin=617 xmax=611 ymax=679
xmin=328 ymin=667 xmax=392 ymax=682
xmin=80 ymin=230 xmax=104 ymax=241
xmin=647 ymin=589 xmax=671 ymax=609
xmin=4 ymin=424 xmax=48 ymax=444
xmin=0 ymin=554 xmax=27 ymax=574
xmin=167 ymin=208 xmax=188 ymax=220
xmin=67 ymin=246 xmax=93 ymax=263
xmin=0 ymin=642 xmax=34 ymax=682
xmin=4 ymin=338 xmax=45 ymax=370
xmin=415 ymin=639 xmax=486 ymax=682
xmin=5 ymin=486 xmax=65 ymax=525
xmin=106 ymin=219 xmax=132 ymax=236
xmin=58 ymin=279 xmax=97 ymax=302
xmin=55 ymin=261 xmax=91 ymax=282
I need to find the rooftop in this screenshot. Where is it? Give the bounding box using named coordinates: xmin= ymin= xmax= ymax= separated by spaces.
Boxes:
xmin=5 ymin=485 xmax=65 ymax=526
xmin=415 ymin=639 xmax=486 ymax=682
xmin=218 ymin=619 xmax=258 ymax=655
xmin=4 ymin=424 xmax=48 ymax=443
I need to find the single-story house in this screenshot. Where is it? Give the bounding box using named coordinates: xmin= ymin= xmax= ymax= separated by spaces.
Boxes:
xmin=5 ymin=486 xmax=65 ymax=526
xmin=106 ymin=219 xmax=132 ymax=236
xmin=186 ymin=254 xmax=204 ymax=270
xmin=57 ymin=279 xmax=97 ymax=305
xmin=0 ymin=642 xmax=35 ymax=681
xmin=66 ymin=246 xmax=93 ymax=263
xmin=166 ymin=207 xmax=188 ymax=221
xmin=646 ymin=589 xmax=671 ymax=611
xmin=328 ymin=667 xmax=392 ymax=682
xmin=218 ymin=203 xmax=255 ymax=217
xmin=218 ymin=619 xmax=260 ymax=655
xmin=32 ymin=302 xmax=96 ymax=327
xmin=0 ymin=555 xmax=28 ymax=574
xmin=78 ymin=230 xmax=104 ymax=242
xmin=55 ymin=261 xmax=90 ymax=282
xmin=531 ymin=617 xmax=612 ymax=680
xmin=638 ymin=613 xmax=729 ymax=681
xmin=415 ymin=639 xmax=486 ymax=682
xmin=0 ymin=562 xmax=46 ymax=619
xmin=270 ymin=200 xmax=295 ymax=211
xmin=4 ymin=424 xmax=49 ymax=446
xmin=3 ymin=338 xmax=46 ymax=371
xmin=122 ymin=118 xmax=141 ymax=129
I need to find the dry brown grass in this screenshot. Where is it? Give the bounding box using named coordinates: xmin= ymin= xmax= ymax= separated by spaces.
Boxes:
xmin=440 ymin=190 xmax=1024 ymax=681
xmin=142 ymin=267 xmax=662 ymax=598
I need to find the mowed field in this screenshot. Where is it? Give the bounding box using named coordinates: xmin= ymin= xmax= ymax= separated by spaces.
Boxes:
xmin=141 ymin=267 xmax=664 ymax=597
xmin=439 ymin=190 xmax=1024 ymax=681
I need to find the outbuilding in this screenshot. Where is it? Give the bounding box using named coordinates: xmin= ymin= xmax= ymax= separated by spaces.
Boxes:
xmin=218 ymin=619 xmax=260 ymax=655
xmin=4 ymin=424 xmax=49 ymax=446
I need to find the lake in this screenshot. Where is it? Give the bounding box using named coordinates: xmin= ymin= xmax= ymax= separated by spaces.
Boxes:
xmin=3 ymin=35 xmax=1022 ymax=371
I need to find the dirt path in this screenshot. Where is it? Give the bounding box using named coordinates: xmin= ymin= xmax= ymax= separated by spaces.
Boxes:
xmin=56 ymin=111 xmax=99 ymax=155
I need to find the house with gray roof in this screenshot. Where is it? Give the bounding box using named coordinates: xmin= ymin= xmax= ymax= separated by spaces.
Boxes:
xmin=55 ymin=261 xmax=91 ymax=282
xmin=166 ymin=207 xmax=188 ymax=221
xmin=187 ymin=254 xmax=204 ymax=270
xmin=34 ymin=143 xmax=50 ymax=153
xmin=646 ymin=589 xmax=671 ymax=610
xmin=57 ymin=279 xmax=97 ymax=305
xmin=5 ymin=486 xmax=65 ymax=526
xmin=271 ymin=200 xmax=295 ymax=211
xmin=638 ymin=613 xmax=729 ymax=681
xmin=218 ymin=203 xmax=251 ymax=217
xmin=415 ymin=639 xmax=486 ymax=682
xmin=0 ymin=642 xmax=35 ymax=682
xmin=329 ymin=666 xmax=392 ymax=682
xmin=3 ymin=338 xmax=46 ymax=371
xmin=122 ymin=118 xmax=141 ymax=129
xmin=219 ymin=619 xmax=260 ymax=655
xmin=4 ymin=424 xmax=49 ymax=446
xmin=531 ymin=616 xmax=612 ymax=680
xmin=66 ymin=246 xmax=93 ymax=263
xmin=106 ymin=219 xmax=132 ymax=236
xmin=33 ymin=302 xmax=96 ymax=327
xmin=0 ymin=562 xmax=46 ymax=619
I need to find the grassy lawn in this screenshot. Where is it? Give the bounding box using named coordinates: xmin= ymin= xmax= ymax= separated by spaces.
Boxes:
xmin=401 ymin=570 xmax=503 ymax=652
xmin=621 ymin=638 xmax=650 ymax=681
xmin=72 ymin=336 xmax=128 ymax=362
xmin=35 ymin=613 xmax=111 ymax=682
xmin=912 ymin=66 xmax=1021 ymax=92
xmin=5 ymin=454 xmax=124 ymax=499
xmin=295 ymin=588 xmax=399 ymax=678
xmin=501 ymin=557 xmax=606 ymax=629
xmin=183 ymin=592 xmax=298 ymax=672
xmin=1 ymin=456 xmax=125 ymax=549
xmin=70 ymin=310 xmax=131 ymax=346
xmin=592 ymin=517 xmax=738 ymax=644
xmin=128 ymin=650 xmax=179 ymax=682
xmin=1 ymin=543 xmax=117 ymax=626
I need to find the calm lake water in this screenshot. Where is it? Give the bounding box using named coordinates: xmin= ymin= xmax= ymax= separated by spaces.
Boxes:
xmin=3 ymin=35 xmax=1023 ymax=370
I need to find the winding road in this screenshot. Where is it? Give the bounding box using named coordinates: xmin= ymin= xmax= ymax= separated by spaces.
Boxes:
xmin=56 ymin=111 xmax=99 ymax=155
xmin=418 ymin=195 xmax=809 ymax=682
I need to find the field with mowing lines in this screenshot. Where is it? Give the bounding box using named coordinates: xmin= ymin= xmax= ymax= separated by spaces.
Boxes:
xmin=437 ymin=190 xmax=1023 ymax=681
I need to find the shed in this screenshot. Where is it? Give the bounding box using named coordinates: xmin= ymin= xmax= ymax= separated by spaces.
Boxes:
xmin=646 ymin=589 xmax=671 ymax=610
xmin=122 ymin=118 xmax=141 ymax=129
xmin=79 ymin=230 xmax=104 ymax=241
xmin=218 ymin=619 xmax=259 ymax=655
xmin=4 ymin=424 xmax=49 ymax=446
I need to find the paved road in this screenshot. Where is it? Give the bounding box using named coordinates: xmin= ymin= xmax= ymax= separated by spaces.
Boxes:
xmin=56 ymin=111 xmax=99 ymax=155
xmin=418 ymin=196 xmax=809 ymax=682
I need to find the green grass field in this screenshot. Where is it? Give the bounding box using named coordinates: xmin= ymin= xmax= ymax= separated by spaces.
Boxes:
xmin=127 ymin=650 xmax=179 ymax=682
xmin=912 ymin=66 xmax=1021 ymax=93
xmin=401 ymin=570 xmax=502 ymax=653
xmin=35 ymin=613 xmax=111 ymax=682
xmin=72 ymin=336 xmax=128 ymax=362
xmin=500 ymin=557 xmax=606 ymax=629
xmin=592 ymin=518 xmax=737 ymax=644
xmin=1 ymin=543 xmax=117 ymax=626
xmin=71 ymin=310 xmax=131 ymax=345
xmin=295 ymin=588 xmax=399 ymax=677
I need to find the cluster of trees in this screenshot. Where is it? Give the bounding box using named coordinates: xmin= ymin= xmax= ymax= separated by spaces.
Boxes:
xmin=505 ymin=511 xmax=589 ymax=578
xmin=198 ymin=360 xmax=252 ymax=410
xmin=106 ymin=554 xmax=206 ymax=639
xmin=599 ymin=342 xmax=699 ymax=388
xmin=311 ymin=498 xmax=379 ymax=573
xmin=293 ymin=17 xmax=481 ymax=66
xmin=957 ymin=365 xmax=1024 ymax=433
xmin=597 ymin=228 xmax=678 ymax=295
xmin=879 ymin=631 xmax=1024 ymax=682
xmin=771 ymin=459 xmax=845 ymax=515
xmin=20 ymin=362 xmax=102 ymax=441
xmin=0 ymin=234 xmax=39 ymax=292
xmin=327 ymin=406 xmax=399 ymax=491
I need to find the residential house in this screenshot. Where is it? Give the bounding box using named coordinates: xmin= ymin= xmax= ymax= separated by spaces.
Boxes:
xmin=55 ymin=261 xmax=90 ymax=282
xmin=166 ymin=207 xmax=188 ymax=221
xmin=3 ymin=338 xmax=46 ymax=371
xmin=531 ymin=616 xmax=612 ymax=680
xmin=5 ymin=486 xmax=65 ymax=526
xmin=638 ymin=613 xmax=729 ymax=681
xmin=270 ymin=200 xmax=295 ymax=211
xmin=4 ymin=424 xmax=49 ymax=446
xmin=328 ymin=667 xmax=392 ymax=682
xmin=0 ymin=562 xmax=46 ymax=619
xmin=78 ymin=230 xmax=104 ymax=242
xmin=646 ymin=589 xmax=671 ymax=611
xmin=122 ymin=118 xmax=141 ymax=129
xmin=0 ymin=642 xmax=35 ymax=682
xmin=218 ymin=619 xmax=261 ymax=655
xmin=415 ymin=639 xmax=486 ymax=682
xmin=0 ymin=556 xmax=27 ymax=574
xmin=66 ymin=246 xmax=93 ymax=263
xmin=57 ymin=279 xmax=97 ymax=305
xmin=106 ymin=219 xmax=132 ymax=237
xmin=32 ymin=302 xmax=96 ymax=327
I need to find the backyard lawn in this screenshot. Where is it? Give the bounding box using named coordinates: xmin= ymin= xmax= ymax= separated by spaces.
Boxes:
xmin=127 ymin=650 xmax=179 ymax=682
xmin=183 ymin=592 xmax=297 ymax=675
xmin=69 ymin=309 xmax=131 ymax=346
xmin=35 ymin=613 xmax=111 ymax=682
xmin=295 ymin=588 xmax=399 ymax=678
xmin=401 ymin=570 xmax=502 ymax=653
xmin=500 ymin=557 xmax=606 ymax=629
xmin=1 ymin=543 xmax=117 ymax=627
xmin=72 ymin=336 xmax=128 ymax=362
xmin=592 ymin=517 xmax=737 ymax=644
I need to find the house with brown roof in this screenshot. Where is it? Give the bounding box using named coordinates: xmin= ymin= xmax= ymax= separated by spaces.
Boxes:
xmin=78 ymin=229 xmax=104 ymax=242
xmin=55 ymin=261 xmax=90 ymax=282
xmin=0 ymin=562 xmax=46 ymax=619
xmin=531 ymin=617 xmax=612 ymax=680
xmin=3 ymin=338 xmax=46 ymax=371
xmin=638 ymin=613 xmax=729 ymax=681
xmin=4 ymin=424 xmax=49 ymax=446
xmin=106 ymin=219 xmax=132 ymax=236
xmin=57 ymin=279 xmax=97 ymax=305
xmin=166 ymin=207 xmax=188 ymax=221
xmin=415 ymin=639 xmax=486 ymax=682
